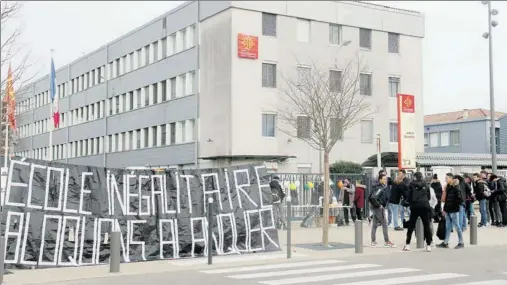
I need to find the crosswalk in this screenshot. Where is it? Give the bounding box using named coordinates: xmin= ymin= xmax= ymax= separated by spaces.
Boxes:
xmin=200 ymin=259 xmax=506 ymax=285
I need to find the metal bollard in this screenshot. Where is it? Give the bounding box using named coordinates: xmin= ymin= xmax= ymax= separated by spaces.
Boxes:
xmin=286 ymin=196 xmax=292 ymax=259
xmin=354 ymin=220 xmax=363 ymax=254
xmin=0 ymin=235 xmax=5 ymax=284
xmin=109 ymin=231 xmax=121 ymax=273
xmin=470 ymin=215 xmax=478 ymax=245
xmin=207 ymin=197 xmax=214 ymax=265
xmin=416 ymin=217 xmax=424 ymax=249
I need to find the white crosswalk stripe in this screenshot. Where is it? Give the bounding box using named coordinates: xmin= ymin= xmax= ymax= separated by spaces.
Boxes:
xmin=199 ymin=259 xmax=506 ymax=285
xmin=333 ymin=273 xmax=466 ymax=285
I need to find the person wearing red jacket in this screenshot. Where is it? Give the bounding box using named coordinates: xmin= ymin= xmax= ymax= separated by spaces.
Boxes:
xmin=354 ymin=182 xmax=366 ymax=220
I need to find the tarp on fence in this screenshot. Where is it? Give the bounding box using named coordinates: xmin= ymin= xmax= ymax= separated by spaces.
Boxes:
xmin=0 ymin=157 xmax=280 ymax=268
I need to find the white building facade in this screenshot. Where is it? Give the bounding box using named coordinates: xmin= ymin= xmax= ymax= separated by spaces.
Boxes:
xmin=199 ymin=1 xmax=425 ymax=172
xmin=14 ymin=1 xmax=425 ymax=172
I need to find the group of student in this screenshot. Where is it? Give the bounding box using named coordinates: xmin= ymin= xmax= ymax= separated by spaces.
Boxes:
xmin=368 ymin=169 xmax=507 ymax=252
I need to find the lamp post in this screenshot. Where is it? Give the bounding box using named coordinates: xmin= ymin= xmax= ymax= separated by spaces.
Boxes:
xmin=482 ymin=1 xmax=499 ymax=173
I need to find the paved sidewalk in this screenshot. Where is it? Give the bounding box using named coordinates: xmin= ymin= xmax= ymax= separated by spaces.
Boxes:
xmin=4 ymin=221 xmax=507 ymax=285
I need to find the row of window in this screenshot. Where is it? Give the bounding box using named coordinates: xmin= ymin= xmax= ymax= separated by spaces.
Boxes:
xmin=262 ymin=13 xmax=400 ymax=52
xmin=261 ymin=113 xmax=385 ymax=144
xmin=16 ymin=71 xmax=196 ymax=138
xmin=262 ymin=63 xmax=401 ymax=97
xmin=425 ymin=131 xmax=460 ymax=147
xmin=15 ymin=119 xmax=196 ymax=161
xmin=15 ymin=24 xmax=196 ymax=115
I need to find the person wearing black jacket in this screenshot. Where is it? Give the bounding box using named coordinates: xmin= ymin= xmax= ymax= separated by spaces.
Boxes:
xmin=402 ymin=172 xmax=433 ymax=252
xmin=270 ymin=176 xmax=286 ymax=230
xmin=389 ymin=170 xmax=409 ymax=231
xmin=369 ymin=174 xmax=396 ymax=248
xmin=489 ymin=174 xmax=507 ymax=227
xmin=473 ymin=173 xmax=489 ymax=227
xmin=430 ymin=174 xmax=443 ymax=223
xmin=437 ymin=173 xmax=465 ymax=249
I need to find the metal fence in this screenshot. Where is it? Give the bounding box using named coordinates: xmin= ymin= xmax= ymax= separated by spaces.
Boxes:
xmin=271 ymin=173 xmax=373 ymax=220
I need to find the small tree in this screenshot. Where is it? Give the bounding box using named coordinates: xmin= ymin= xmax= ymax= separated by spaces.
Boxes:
xmin=278 ymin=56 xmax=372 ymax=247
xmin=330 ymin=160 xmax=363 ymax=174
xmin=1 ymin=2 xmax=35 ymax=157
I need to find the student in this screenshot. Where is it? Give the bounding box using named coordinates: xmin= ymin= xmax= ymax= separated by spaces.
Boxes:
xmin=489 ymin=174 xmax=507 ymax=227
xmin=437 ymin=173 xmax=465 ymax=249
xmin=389 ymin=170 xmax=409 ymax=231
xmin=430 ymin=174 xmax=443 ymax=223
xmin=403 ymin=172 xmax=433 ymax=252
xmin=473 ymin=173 xmax=489 ymax=227
xmin=270 ymin=176 xmax=286 ymax=230
xmin=369 ymin=174 xmax=396 ymax=248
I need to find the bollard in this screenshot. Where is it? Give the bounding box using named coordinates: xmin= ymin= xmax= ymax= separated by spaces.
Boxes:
xmin=470 ymin=215 xmax=478 ymax=245
xmin=416 ymin=217 xmax=424 ymax=249
xmin=354 ymin=220 xmax=363 ymax=254
xmin=207 ymin=197 xmax=214 ymax=265
xmin=0 ymin=235 xmax=5 ymax=284
xmin=286 ymin=195 xmax=292 ymax=259
xmin=109 ymin=231 xmax=121 ymax=273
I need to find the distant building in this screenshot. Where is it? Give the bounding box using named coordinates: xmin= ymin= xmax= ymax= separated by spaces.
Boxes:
xmin=424 ymin=108 xmax=505 ymax=154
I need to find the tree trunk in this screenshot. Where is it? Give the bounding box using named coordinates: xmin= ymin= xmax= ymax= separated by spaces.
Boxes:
xmin=322 ymin=151 xmax=330 ymax=247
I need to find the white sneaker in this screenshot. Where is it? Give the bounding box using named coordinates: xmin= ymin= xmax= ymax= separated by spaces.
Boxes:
xmin=370 ymin=241 xmax=377 ymax=247
xmin=402 ymin=245 xmax=410 ymax=251
xmin=426 ymin=245 xmax=432 ymax=252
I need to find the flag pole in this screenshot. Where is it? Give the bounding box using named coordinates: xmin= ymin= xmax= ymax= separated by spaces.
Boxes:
xmin=48 ymin=49 xmax=54 ymax=161
xmin=3 ymin=113 xmax=8 ymax=167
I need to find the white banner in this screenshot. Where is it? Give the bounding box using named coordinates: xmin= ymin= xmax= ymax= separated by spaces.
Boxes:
xmin=397 ymin=94 xmax=416 ymax=169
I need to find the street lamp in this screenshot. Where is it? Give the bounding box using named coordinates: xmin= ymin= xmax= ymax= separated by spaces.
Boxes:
xmin=482 ymin=1 xmax=499 ymax=173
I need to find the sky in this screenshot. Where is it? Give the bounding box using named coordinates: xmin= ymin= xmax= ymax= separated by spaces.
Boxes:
xmin=5 ymin=1 xmax=507 ymax=115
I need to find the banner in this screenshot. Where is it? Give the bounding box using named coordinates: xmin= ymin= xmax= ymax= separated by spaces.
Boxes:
xmin=0 ymin=157 xmax=280 ymax=268
xmin=397 ymin=94 xmax=416 ymax=169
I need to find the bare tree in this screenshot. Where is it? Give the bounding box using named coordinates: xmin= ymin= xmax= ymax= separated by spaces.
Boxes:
xmin=278 ymin=55 xmax=373 ymax=247
xmin=1 ymin=1 xmax=35 ymax=157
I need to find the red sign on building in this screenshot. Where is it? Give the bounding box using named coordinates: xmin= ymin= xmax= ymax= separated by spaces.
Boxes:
xmin=399 ymin=94 xmax=415 ymax=113
xmin=237 ymin=33 xmax=258 ymax=59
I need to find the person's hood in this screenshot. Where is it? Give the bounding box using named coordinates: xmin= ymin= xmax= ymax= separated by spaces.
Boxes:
xmin=411 ymin=180 xmax=426 ymax=189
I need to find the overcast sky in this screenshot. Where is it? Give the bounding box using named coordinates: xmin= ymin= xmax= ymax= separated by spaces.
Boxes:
xmin=7 ymin=1 xmax=507 ymax=115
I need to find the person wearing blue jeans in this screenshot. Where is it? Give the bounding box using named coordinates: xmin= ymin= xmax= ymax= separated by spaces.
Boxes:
xmin=437 ymin=173 xmax=465 ymax=249
xmin=473 ymin=173 xmax=489 ymax=227
xmin=389 ymin=170 xmax=409 ymax=231
xmin=459 ymin=203 xmax=466 ymax=231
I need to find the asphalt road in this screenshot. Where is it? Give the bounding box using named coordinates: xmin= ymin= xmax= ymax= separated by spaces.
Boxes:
xmin=40 ymin=245 xmax=507 ymax=285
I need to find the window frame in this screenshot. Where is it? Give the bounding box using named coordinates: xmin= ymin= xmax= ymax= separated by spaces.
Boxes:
xmin=389 ymin=122 xmax=398 ymax=143
xmin=262 ymin=13 xmax=277 ymax=37
xmin=261 ymin=113 xmax=277 ymax=138
xmin=359 ymin=72 xmax=372 ymax=96
xmin=329 ymin=23 xmax=341 ymax=45
xmin=262 ymin=62 xmax=277 ymax=88
xmin=360 ymin=119 xmax=374 ymax=144
xmin=359 ymin=28 xmax=372 ymax=50
xmin=388 ymin=76 xmax=400 ymax=98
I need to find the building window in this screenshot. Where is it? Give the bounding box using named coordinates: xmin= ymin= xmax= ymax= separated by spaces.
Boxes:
xmin=296 ymin=116 xmax=311 ymax=139
xmin=181 ymin=29 xmax=187 ymax=50
xmin=262 ymin=13 xmax=277 ymax=36
xmin=360 ymin=73 xmax=372 ymax=95
xmin=153 ymin=83 xmax=158 ymax=104
xmin=359 ymin=28 xmax=372 ymax=49
xmin=429 ymin=133 xmax=439 ymax=147
xmin=108 ymin=135 xmax=113 ymax=153
xmin=181 ymin=74 xmax=186 ymax=96
xmin=329 ymin=70 xmax=342 ymax=92
xmin=170 ymin=123 xmax=176 ymax=144
xmin=152 ymin=126 xmax=158 ymax=147
xmin=128 ymin=92 xmax=134 ymax=111
xmin=144 ymin=86 xmax=150 ymax=106
xmin=262 ymin=113 xmax=276 ymax=137
xmin=136 ymin=88 xmax=141 ymax=109
xmin=389 ymin=122 xmax=398 ymax=143
xmin=440 ymin=131 xmax=450 ymax=147
xmin=161 ymin=81 xmax=167 ymax=101
xmin=153 ymin=41 xmax=159 ymax=61
xmin=128 ymin=131 xmax=133 ymax=150
xmin=161 ymin=38 xmax=167 ymax=58
xmin=188 ymin=71 xmax=195 ymax=94
xmin=361 ymin=120 xmax=373 ymax=143
xmin=115 ymin=96 xmax=120 ymax=114
xmin=121 ymin=133 xmax=126 ymax=151
xmin=136 ymin=130 xmax=141 ymax=148
xmin=330 ymin=118 xmax=343 ymax=140
xmin=450 ymin=130 xmax=460 ymax=146
xmin=161 ymin=125 xmax=167 ymax=145
xmin=389 ymin=77 xmax=400 ymax=97
xmin=297 ymin=18 xmax=310 ymax=42
xmin=297 ymin=66 xmax=311 ymax=86
xmin=143 ymin=127 xmax=149 ymax=147
xmin=424 ymin=133 xmax=429 ymax=147
xmin=329 ymin=24 xmax=341 ymax=45
xmin=262 ymin=63 xmax=276 ymax=88
xmin=388 ymin=33 xmax=400 ymax=53
xmin=181 ymin=121 xmax=186 ymax=142
xmin=170 ymin=77 xmax=176 ymax=99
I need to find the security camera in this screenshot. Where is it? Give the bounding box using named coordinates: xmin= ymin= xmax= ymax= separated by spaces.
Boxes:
xmin=491 ymin=9 xmax=499 ymax=16
xmin=491 ymin=20 xmax=498 ymax=27
xmin=482 ymin=32 xmax=489 ymax=39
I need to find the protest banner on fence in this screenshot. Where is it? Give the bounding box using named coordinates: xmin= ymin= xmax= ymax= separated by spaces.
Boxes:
xmin=0 ymin=157 xmax=280 ymax=268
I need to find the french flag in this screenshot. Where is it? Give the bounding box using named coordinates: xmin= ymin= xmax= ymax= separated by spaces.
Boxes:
xmin=49 ymin=57 xmax=59 ymax=128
